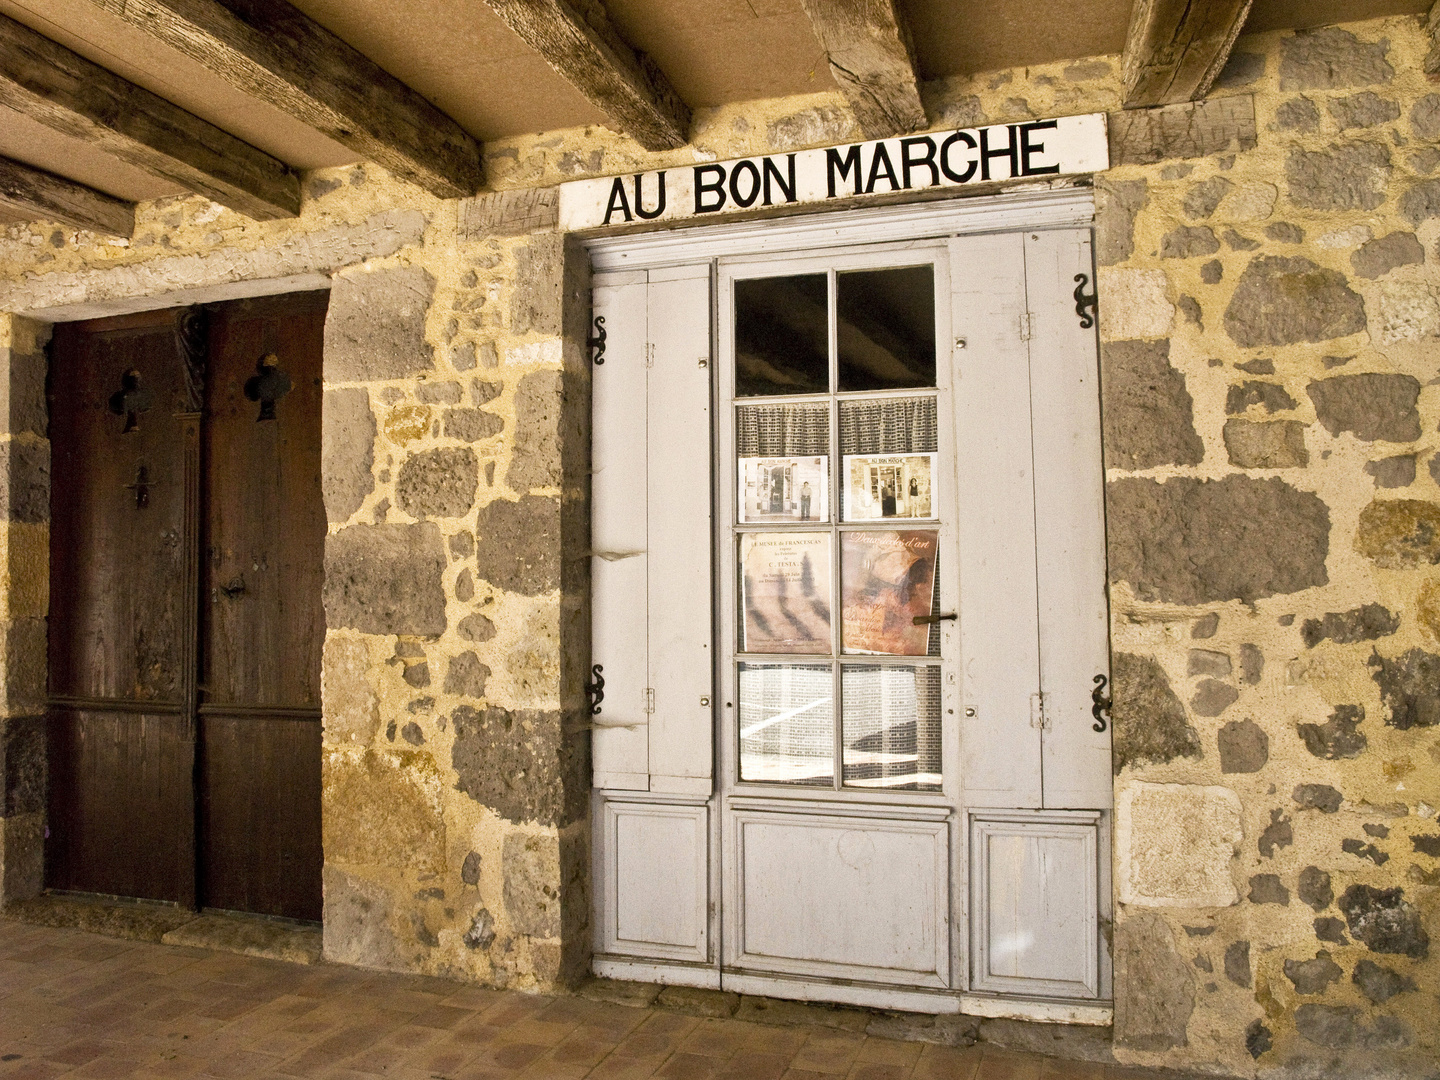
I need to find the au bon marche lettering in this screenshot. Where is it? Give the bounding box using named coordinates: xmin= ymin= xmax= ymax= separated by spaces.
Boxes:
xmin=559 ymin=114 xmax=1108 ymax=230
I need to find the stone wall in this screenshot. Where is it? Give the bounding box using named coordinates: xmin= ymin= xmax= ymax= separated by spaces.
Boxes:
xmin=1089 ymin=18 xmax=1440 ymax=1079
xmin=0 ymin=8 xmax=1433 ymax=1074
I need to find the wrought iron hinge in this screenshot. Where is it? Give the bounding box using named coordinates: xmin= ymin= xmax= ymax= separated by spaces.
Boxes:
xmin=643 ymin=687 xmax=656 ymax=714
xmin=1029 ymin=691 xmax=1050 ymax=730
xmin=584 ymin=664 xmax=605 ymax=715
xmin=588 ymin=315 xmax=606 ymax=364
xmin=1091 ymin=674 xmax=1112 ymax=733
xmin=1019 ymin=311 xmax=1033 ymax=341
xmin=1074 ymin=273 xmax=1098 ymax=330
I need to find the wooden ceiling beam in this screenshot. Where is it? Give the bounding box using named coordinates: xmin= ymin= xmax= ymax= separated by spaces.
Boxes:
xmin=798 ymin=0 xmax=926 ymax=139
xmin=482 ymin=0 xmax=690 ymax=151
xmin=88 ymin=0 xmax=484 ymax=199
xmin=0 ymin=154 xmax=134 ymax=236
xmin=1122 ymin=0 xmax=1255 ymax=108
xmin=0 ymin=11 xmax=298 ymax=220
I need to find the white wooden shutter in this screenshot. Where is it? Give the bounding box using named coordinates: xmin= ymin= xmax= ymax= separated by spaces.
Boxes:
xmin=592 ymin=270 xmax=651 ymax=790
xmin=1025 ymin=230 xmax=1112 ymax=809
xmin=591 ymin=265 xmax=714 ymax=794
xmin=950 ymin=233 xmax=1043 ymax=809
xmin=645 ymin=264 xmax=714 ymax=794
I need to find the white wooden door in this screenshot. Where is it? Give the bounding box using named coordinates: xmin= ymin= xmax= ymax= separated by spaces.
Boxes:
xmin=714 ymin=242 xmax=963 ymax=1003
xmin=591 ymin=221 xmax=1111 ymax=1011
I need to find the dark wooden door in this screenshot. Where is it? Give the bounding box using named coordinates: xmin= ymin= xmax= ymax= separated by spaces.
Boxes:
xmin=47 ymin=309 xmax=201 ymax=905
xmin=46 ymin=292 xmax=327 ymax=921
xmin=199 ymin=292 xmax=326 ymax=921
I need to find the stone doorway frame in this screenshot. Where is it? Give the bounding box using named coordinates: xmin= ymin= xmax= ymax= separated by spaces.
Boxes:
xmin=0 ymin=209 xmax=426 ymax=910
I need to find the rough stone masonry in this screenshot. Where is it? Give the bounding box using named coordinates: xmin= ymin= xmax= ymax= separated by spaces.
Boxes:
xmin=0 ymin=9 xmax=1435 ymax=1080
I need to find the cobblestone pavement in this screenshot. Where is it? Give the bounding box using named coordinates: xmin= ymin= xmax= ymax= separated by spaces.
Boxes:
xmin=0 ymin=919 xmax=1191 ymax=1080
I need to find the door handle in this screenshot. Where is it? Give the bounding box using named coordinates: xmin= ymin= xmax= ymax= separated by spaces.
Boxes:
xmin=219 ymin=577 xmax=246 ymax=598
xmin=912 ymin=612 xmax=957 ymax=625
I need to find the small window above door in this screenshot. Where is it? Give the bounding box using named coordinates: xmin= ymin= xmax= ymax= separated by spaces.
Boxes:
xmin=734 ymin=266 xmax=937 ymax=398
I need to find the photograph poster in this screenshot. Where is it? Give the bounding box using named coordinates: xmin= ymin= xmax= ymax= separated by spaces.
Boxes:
xmin=841 ymin=530 xmax=938 ymax=655
xmin=842 ymin=452 xmax=935 ymax=521
xmin=740 ymin=533 xmax=832 ymax=653
xmin=738 ymin=456 xmax=828 ymax=522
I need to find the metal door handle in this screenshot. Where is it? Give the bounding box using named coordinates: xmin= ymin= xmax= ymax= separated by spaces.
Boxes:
xmin=912 ymin=612 xmax=957 ymax=626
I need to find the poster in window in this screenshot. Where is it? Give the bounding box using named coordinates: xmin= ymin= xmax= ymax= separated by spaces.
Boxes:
xmin=841 ymin=530 xmax=938 ymax=655
xmin=842 ymin=453 xmax=935 ymax=521
xmin=740 ymin=533 xmax=832 ymax=654
xmin=738 ymin=456 xmax=828 ymax=523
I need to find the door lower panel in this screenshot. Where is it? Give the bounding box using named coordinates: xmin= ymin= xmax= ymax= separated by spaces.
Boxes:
xmin=725 ymin=805 xmax=950 ymax=988
xmin=45 ymin=706 xmax=195 ymax=905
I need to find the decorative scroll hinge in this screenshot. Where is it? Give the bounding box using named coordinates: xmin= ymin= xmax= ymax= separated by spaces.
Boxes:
xmin=588 ymin=315 xmax=606 ymax=365
xmin=1091 ymin=674 xmax=1112 ymax=733
xmin=643 ymin=687 xmax=656 ymax=714
xmin=1074 ymin=273 xmax=1098 ymax=330
xmin=1029 ymin=691 xmax=1050 ymax=730
xmin=584 ymin=664 xmax=605 ymax=715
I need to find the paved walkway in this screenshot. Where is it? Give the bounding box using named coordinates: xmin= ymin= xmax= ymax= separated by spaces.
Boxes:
xmin=0 ymin=918 xmax=1184 ymax=1080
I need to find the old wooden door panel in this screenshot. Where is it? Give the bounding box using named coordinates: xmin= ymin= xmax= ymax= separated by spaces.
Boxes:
xmin=198 ymin=715 xmax=323 ymax=919
xmin=47 ymin=310 xmax=197 ymax=904
xmin=199 ymin=292 xmax=326 ymax=920
xmin=46 ymin=709 xmax=195 ymax=902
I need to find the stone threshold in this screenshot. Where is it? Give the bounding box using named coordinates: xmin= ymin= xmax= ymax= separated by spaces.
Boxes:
xmin=578 ymin=978 xmax=1204 ymax=1075
xmin=1 ymin=892 xmax=322 ymax=965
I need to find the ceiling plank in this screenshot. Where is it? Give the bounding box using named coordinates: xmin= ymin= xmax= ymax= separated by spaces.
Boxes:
xmin=1122 ymin=0 xmax=1255 ymax=108
xmin=481 ymin=0 xmax=689 ymax=151
xmin=798 ymin=0 xmax=925 ymax=139
xmin=87 ymin=0 xmax=484 ymax=198
xmin=0 ymin=154 xmax=135 ymax=236
xmin=0 ymin=11 xmax=298 ymax=220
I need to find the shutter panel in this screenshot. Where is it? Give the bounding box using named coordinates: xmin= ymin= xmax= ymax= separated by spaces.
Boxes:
xmin=645 ymin=264 xmax=714 ymax=793
xmin=591 ymin=270 xmax=650 ymax=790
xmin=1026 ymin=230 xmax=1112 ymax=809
xmin=950 ymin=233 xmax=1043 ymax=809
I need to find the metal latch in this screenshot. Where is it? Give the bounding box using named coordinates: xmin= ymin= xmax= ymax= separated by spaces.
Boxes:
xmin=912 ymin=612 xmax=957 ymax=626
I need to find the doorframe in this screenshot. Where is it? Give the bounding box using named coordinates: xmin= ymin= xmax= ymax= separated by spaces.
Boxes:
xmin=582 ymin=184 xmax=1114 ymax=1025
xmin=0 ymin=271 xmax=332 ymax=911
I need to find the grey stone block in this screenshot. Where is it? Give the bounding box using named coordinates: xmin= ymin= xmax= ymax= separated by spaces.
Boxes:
xmin=1100 ymin=340 xmax=1203 ymax=470
xmin=324 ymin=523 xmax=447 ymax=636
xmin=1107 ymin=476 xmax=1330 ymax=604
xmin=324 ymin=267 xmax=436 ymax=381
xmin=321 ymin=389 xmax=375 ymax=524
xmin=1225 ymin=256 xmax=1366 ymax=347
xmin=1280 ymin=27 xmax=1394 ymax=90
xmin=397 ymin=448 xmax=479 ymax=519
xmin=1307 ymin=373 xmax=1421 ymax=442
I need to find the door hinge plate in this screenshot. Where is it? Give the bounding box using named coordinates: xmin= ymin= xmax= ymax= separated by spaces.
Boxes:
xmin=1030 ymin=691 xmax=1050 ymax=730
xmin=643 ymin=687 xmax=656 ymax=714
xmin=1019 ymin=312 xmax=1034 ymax=341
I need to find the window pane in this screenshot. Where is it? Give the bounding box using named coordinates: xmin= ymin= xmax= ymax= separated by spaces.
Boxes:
xmin=841 ymin=530 xmax=938 ymax=656
xmin=735 ymin=274 xmax=829 ymax=397
xmin=839 ymin=398 xmax=938 ymax=523
xmin=739 ymin=662 xmax=833 ymax=785
xmin=836 ymin=266 xmax=936 ymax=391
xmin=740 ymin=533 xmax=832 ymax=654
xmin=737 ymin=403 xmax=830 ymax=524
xmin=842 ymin=665 xmax=941 ymax=790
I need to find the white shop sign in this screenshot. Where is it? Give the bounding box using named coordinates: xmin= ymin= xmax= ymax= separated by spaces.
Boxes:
xmin=560 ymin=113 xmax=1108 ymax=231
